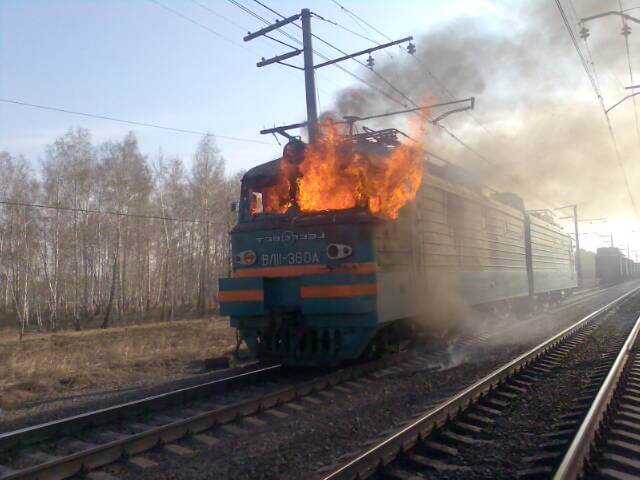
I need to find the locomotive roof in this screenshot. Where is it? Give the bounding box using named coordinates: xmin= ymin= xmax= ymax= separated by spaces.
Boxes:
xmin=243 ymin=154 xmax=527 ymax=215
xmin=243 ymin=158 xmax=280 ymax=181
xmin=243 ymin=155 xmax=487 ymax=192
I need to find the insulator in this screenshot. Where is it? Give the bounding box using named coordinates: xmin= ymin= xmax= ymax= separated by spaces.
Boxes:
xmin=622 ymin=25 xmax=631 ymax=37
xmin=407 ymin=42 xmax=416 ymax=55
xmin=579 ymin=26 xmax=590 ymax=39
xmin=366 ymin=54 xmax=375 ymax=69
xmin=283 ymin=139 xmax=306 ymax=164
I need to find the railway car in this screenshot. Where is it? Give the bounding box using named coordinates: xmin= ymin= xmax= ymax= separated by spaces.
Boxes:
xmin=525 ymin=211 xmax=577 ymax=301
xmin=218 ymin=130 xmax=578 ymax=365
xmin=596 ymin=247 xmax=624 ymax=285
xmin=579 ymin=250 xmax=597 ymax=287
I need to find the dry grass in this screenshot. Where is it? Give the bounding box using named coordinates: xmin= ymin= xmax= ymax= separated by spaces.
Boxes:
xmin=0 ymin=318 xmax=236 ymax=410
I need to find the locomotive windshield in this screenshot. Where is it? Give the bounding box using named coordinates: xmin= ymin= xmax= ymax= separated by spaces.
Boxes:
xmin=247 ymin=182 xmax=291 ymax=216
xmin=239 ymin=159 xmax=295 ymax=221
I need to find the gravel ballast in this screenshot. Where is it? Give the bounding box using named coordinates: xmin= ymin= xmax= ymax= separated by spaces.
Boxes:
xmin=93 ymin=282 xmax=640 ymax=480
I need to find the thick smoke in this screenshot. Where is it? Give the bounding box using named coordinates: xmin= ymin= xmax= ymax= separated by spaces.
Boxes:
xmin=332 ymin=0 xmax=640 ymax=220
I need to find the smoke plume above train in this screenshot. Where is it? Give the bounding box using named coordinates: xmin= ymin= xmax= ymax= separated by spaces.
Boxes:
xmin=331 ymin=0 xmax=640 ymax=221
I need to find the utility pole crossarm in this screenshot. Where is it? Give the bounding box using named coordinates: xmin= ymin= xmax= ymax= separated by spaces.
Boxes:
xmin=432 ymin=97 xmax=475 ymax=124
xmin=314 ymin=36 xmax=413 ymax=69
xmin=580 ymin=10 xmax=640 ymax=25
xmin=243 ymin=14 xmax=302 ymax=41
xmin=260 ymin=121 xmax=308 ymax=136
xmin=340 ymin=98 xmax=475 ymax=124
xmin=257 ymin=49 xmax=302 ymax=68
xmin=606 ymin=91 xmax=640 ymax=113
xmin=244 ymin=6 xmax=416 ymax=144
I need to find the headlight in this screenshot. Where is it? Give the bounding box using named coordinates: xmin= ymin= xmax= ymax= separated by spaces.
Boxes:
xmin=235 ymin=250 xmax=257 ymax=265
xmin=327 ymin=243 xmax=352 ymax=260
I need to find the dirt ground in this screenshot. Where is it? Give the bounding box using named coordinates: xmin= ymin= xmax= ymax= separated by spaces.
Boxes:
xmin=0 ymin=318 xmax=236 ymax=410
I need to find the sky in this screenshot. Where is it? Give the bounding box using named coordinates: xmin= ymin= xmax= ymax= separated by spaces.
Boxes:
xmin=0 ymin=0 xmax=492 ymax=169
xmin=1 ymin=0 xmax=640 ymax=256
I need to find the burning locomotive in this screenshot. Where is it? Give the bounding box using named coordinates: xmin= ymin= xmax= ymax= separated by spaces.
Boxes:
xmin=218 ymin=123 xmax=579 ymax=365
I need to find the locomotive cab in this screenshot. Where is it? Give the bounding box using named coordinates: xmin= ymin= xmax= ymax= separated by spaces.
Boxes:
xmin=219 ymin=154 xmax=385 ymax=365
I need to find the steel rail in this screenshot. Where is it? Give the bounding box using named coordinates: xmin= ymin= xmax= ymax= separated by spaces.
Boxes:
xmin=321 ymin=286 xmax=640 ymax=480
xmin=0 ymin=355 xmax=401 ymax=480
xmin=0 ymin=364 xmax=281 ymax=451
xmin=554 ymin=313 xmax=640 ymax=479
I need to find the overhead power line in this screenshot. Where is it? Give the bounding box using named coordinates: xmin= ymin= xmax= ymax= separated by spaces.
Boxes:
xmin=329 ymin=0 xmax=394 ymax=45
xmin=556 ymin=0 xmax=639 ymax=219
xmin=0 ymin=98 xmax=273 ymax=145
xmin=152 ymin=0 xmax=315 ymax=90
xmin=249 ymin=1 xmax=510 ymax=172
xmin=149 ymin=0 xmax=249 ymax=51
xmin=327 ymin=0 xmax=492 ymax=134
xmin=618 ymin=0 xmax=640 ymax=146
xmin=328 ymin=0 xmax=490 ymax=131
xmin=242 ymin=0 xmax=417 ymax=109
xmin=226 ymin=0 xmax=413 ymax=108
xmin=313 ymin=15 xmax=380 ymax=44
xmin=322 ymin=1 xmax=499 ymax=159
xmin=0 ymin=199 xmax=225 ymax=226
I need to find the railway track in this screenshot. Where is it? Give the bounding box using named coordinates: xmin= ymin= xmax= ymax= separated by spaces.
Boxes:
xmin=0 ymin=284 xmax=627 ymax=480
xmin=555 ymin=302 xmax=640 ymax=479
xmin=0 ymin=353 xmax=411 ymax=480
xmin=320 ymin=286 xmax=640 ymax=480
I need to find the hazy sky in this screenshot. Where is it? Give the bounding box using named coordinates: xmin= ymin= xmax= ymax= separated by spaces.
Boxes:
xmin=0 ymin=0 xmax=495 ymax=169
xmin=2 ymin=0 xmax=640 ymax=255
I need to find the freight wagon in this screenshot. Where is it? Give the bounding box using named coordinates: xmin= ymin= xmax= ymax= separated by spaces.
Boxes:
xmin=596 ymin=247 xmax=639 ymax=285
xmin=218 ymin=131 xmax=578 ymax=365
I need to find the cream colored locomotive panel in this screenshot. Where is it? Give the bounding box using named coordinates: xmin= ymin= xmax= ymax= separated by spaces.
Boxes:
xmin=415 ymin=181 xmax=526 ymax=274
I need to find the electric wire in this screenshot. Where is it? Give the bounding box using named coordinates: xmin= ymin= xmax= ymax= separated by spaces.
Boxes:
xmin=149 ymin=0 xmax=251 ymax=52
xmin=243 ymin=0 xmax=418 ymax=110
xmin=331 ymin=2 xmax=378 ymax=41
xmin=226 ymin=0 xmax=413 ymax=108
xmin=329 ymin=0 xmax=396 ymax=46
xmin=235 ymin=0 xmax=526 ymax=202
xmin=239 ymin=0 xmax=554 ymax=208
xmin=556 ymin=0 xmax=639 ymax=219
xmin=327 ymin=0 xmax=491 ymax=134
xmin=309 ymin=14 xmax=381 ymax=44
xmin=318 ymin=5 xmax=554 ymax=210
xmin=0 ymin=200 xmax=225 ymax=226
xmin=190 ymin=0 xmax=336 ymax=101
xmin=0 ymin=98 xmax=274 ymax=145
xmin=557 ymin=0 xmax=602 ymax=98
xmin=240 ymin=0 xmax=411 ymax=107
xmin=246 ymin=0 xmax=505 ymax=174
xmin=190 ymin=0 xmax=247 ymax=32
xmin=618 ymin=0 xmax=640 ymax=146
xmin=321 ymin=0 xmax=560 ymax=208
xmin=152 ymin=0 xmax=308 ymax=88
xmin=322 ymin=1 xmax=499 ymax=165
xmin=305 ymin=13 xmax=415 ymax=108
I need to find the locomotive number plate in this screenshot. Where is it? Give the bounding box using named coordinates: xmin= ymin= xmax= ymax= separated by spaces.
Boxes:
xmin=261 ymin=251 xmax=320 ymax=266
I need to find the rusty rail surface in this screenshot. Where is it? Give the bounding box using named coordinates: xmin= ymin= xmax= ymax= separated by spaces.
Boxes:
xmin=321 ymin=287 xmax=640 ymax=480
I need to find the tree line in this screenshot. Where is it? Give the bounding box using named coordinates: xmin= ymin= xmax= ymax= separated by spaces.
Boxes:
xmin=0 ymin=128 xmax=240 ymax=337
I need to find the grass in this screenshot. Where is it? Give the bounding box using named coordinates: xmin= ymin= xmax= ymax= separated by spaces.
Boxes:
xmin=0 ymin=318 xmax=236 ymax=410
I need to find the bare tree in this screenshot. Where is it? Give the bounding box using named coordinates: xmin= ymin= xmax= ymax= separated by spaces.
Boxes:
xmin=0 ymin=131 xmax=238 ymax=335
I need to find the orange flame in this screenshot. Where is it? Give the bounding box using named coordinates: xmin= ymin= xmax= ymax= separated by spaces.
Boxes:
xmin=260 ymin=118 xmax=425 ymax=219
